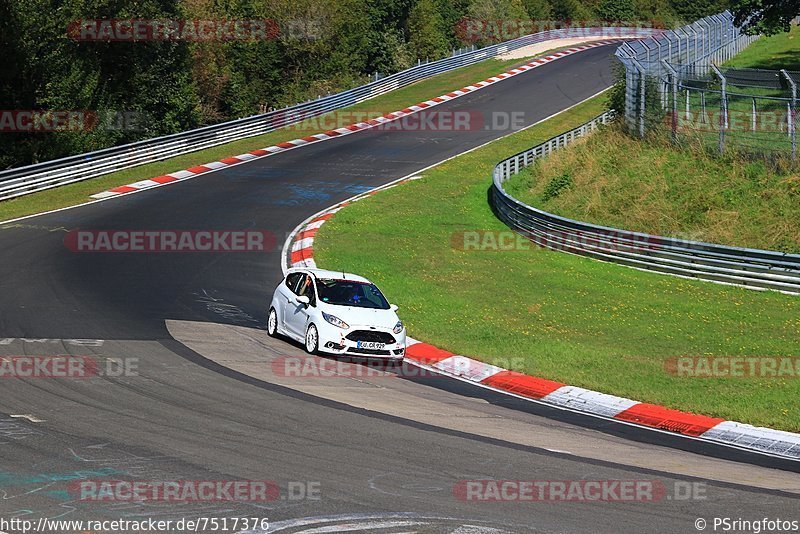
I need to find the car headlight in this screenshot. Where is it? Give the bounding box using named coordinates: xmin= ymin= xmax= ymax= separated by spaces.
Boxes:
xmin=393 ymin=321 xmax=404 ymax=334
xmin=322 ymin=311 xmax=349 ymax=329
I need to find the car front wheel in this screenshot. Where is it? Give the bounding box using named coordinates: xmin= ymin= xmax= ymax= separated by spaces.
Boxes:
xmin=305 ymin=324 xmax=319 ymax=354
xmin=267 ymin=307 xmax=278 ymax=337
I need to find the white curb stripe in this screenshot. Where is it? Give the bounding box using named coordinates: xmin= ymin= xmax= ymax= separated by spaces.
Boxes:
xmin=305 ymin=220 xmax=327 ymax=231
xmin=540 ymin=386 xmax=638 ymax=418
xmin=203 ymin=161 xmax=228 ymax=170
xmin=292 ymin=237 xmax=314 ymax=252
xmin=702 ymin=421 xmax=800 ymax=456
xmin=128 ymin=179 xmax=160 ymax=189
xmin=432 ymin=356 xmax=505 ymax=382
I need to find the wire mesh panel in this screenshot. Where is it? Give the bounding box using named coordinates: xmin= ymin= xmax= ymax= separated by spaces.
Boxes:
xmin=659 ymin=67 xmax=797 ymax=159
xmin=615 ymin=11 xmax=762 ymax=146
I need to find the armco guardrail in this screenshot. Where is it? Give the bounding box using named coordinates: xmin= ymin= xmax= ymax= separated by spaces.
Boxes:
xmin=0 ymin=27 xmax=655 ymax=202
xmin=489 ymin=113 xmax=800 ymax=294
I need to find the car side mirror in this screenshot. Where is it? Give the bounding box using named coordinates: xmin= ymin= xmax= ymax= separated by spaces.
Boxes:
xmin=296 ymin=295 xmax=310 ymax=306
xmin=390 ymin=304 xmax=399 ymax=312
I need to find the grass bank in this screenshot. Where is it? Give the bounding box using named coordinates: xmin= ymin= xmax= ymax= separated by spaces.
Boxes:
xmin=505 ymin=126 xmax=800 ymax=252
xmin=724 ymin=25 xmax=800 ymax=71
xmin=314 ymin=94 xmax=800 ymax=432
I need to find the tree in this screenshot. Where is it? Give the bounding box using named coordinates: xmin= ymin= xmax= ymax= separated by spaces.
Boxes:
xmin=670 ymin=0 xmax=730 ymax=23
xmin=731 ymin=0 xmax=800 ymax=35
xmin=408 ymin=0 xmax=449 ymax=61
xmin=465 ymin=0 xmax=530 ymax=44
xmin=599 ymin=0 xmax=636 ymax=21
xmin=549 ymin=0 xmax=596 ymax=22
xmin=523 ymin=0 xmax=554 ymax=20
xmin=363 ymin=0 xmax=415 ymax=73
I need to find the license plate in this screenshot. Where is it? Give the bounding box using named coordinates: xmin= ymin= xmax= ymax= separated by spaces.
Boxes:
xmin=357 ymin=341 xmax=385 ymax=350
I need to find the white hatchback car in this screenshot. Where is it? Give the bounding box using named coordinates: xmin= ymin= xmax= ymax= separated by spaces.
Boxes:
xmin=267 ymin=268 xmax=406 ymax=361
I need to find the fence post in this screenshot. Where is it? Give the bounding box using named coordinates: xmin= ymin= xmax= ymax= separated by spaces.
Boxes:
xmin=701 ymin=91 xmax=706 ymax=119
xmin=663 ymin=60 xmax=679 ymax=142
xmin=632 ymin=58 xmax=647 ymax=138
xmin=711 ymin=64 xmax=727 ymax=154
xmin=685 ymin=89 xmax=690 ymax=120
xmin=782 ymin=69 xmax=797 ymax=160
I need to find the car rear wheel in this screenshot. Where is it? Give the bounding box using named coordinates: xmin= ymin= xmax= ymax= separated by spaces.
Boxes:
xmin=305 ymin=324 xmax=319 ymax=354
xmin=267 ymin=308 xmax=278 ymax=337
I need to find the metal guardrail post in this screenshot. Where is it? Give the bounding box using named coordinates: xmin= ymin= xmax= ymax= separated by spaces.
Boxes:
xmin=783 ymin=70 xmax=797 ymax=160
xmin=711 ymin=64 xmax=727 ymax=154
xmin=630 ymin=57 xmax=647 ymax=138
xmin=663 ymin=61 xmax=679 ymax=142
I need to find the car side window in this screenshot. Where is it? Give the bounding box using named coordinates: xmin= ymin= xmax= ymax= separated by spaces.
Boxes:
xmin=285 ymin=273 xmax=303 ymax=294
xmin=298 ymin=274 xmax=317 ymax=306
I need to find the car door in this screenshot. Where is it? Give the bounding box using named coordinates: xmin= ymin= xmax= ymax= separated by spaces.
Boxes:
xmin=279 ymin=272 xmax=303 ymax=332
xmin=285 ymin=273 xmax=315 ymax=339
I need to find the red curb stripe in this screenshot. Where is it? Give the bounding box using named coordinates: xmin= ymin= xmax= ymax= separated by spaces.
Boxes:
xmin=297 ymin=228 xmax=318 ymax=240
xmin=446 ymin=92 xmax=459 ymax=97
xmin=417 ymin=102 xmax=430 ymax=108
xmin=151 ymin=175 xmax=178 ymax=184
xmin=432 ymin=97 xmax=446 ymax=103
xmin=277 ymin=142 xmax=296 ymax=149
xmin=301 ymin=136 xmax=317 ymax=143
xmin=614 ymin=403 xmax=725 ymax=437
xmin=186 ymin=165 xmax=211 ymax=174
xmin=325 ymin=130 xmax=341 ymax=136
xmin=110 ymin=185 xmax=138 ymax=194
xmin=481 ymin=371 xmax=564 ymax=399
xmin=405 ymin=343 xmax=454 ymax=365
xmin=310 ymin=213 xmax=335 ymax=224
xmin=291 ymin=248 xmax=313 ymax=265
xmin=220 ymin=157 xmax=242 ymax=164
xmin=401 ymin=108 xmax=414 ymax=113
xmin=250 ymin=149 xmax=269 ymax=156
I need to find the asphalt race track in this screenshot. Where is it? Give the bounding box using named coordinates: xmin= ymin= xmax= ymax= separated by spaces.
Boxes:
xmin=0 ymin=44 xmax=798 ymax=533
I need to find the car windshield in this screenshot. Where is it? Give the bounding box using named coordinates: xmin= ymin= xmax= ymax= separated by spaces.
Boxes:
xmin=315 ymin=278 xmax=390 ymax=309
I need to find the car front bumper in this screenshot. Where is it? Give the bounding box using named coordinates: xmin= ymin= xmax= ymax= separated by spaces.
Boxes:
xmin=317 ymin=322 xmax=406 ymax=360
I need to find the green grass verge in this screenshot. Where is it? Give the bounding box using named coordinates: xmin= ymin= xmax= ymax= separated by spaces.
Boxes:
xmin=314 ymin=94 xmax=800 ymax=432
xmin=0 ymin=49 xmax=568 ymax=223
xmin=725 ymin=25 xmax=800 ymax=71
xmin=504 ymin=126 xmax=800 ymax=252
